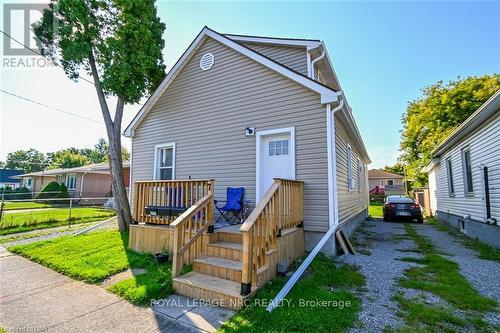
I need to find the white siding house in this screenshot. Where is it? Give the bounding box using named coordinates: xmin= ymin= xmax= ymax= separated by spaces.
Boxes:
xmin=424 ymin=90 xmax=500 ymax=248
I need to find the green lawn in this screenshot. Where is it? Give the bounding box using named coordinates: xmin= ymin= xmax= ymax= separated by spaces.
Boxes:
xmin=9 ymin=230 xmax=175 ymax=305
xmin=368 ymin=202 xmax=383 ymax=218
xmin=218 ymin=254 xmax=365 ymax=333
xmin=2 ymin=201 xmax=52 ymax=211
xmin=0 ymin=207 xmax=116 ymax=235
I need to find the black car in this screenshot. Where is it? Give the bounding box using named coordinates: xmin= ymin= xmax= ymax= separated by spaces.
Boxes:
xmin=383 ymin=195 xmax=423 ymax=223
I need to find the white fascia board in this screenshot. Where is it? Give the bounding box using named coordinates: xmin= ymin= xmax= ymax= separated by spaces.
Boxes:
xmin=431 ymin=90 xmax=500 ymax=157
xmin=124 ymin=27 xmax=338 ymax=137
xmin=422 ymin=158 xmax=441 ymax=173
xmin=225 ymin=34 xmax=321 ymax=49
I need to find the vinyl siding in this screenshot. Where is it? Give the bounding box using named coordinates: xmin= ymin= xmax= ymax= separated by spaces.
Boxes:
xmin=240 ymin=43 xmax=308 ymax=76
xmin=131 ymin=37 xmax=330 ymax=232
xmin=431 ymin=111 xmax=500 ymax=222
xmin=368 ymin=178 xmax=403 ymax=191
xmin=335 ymin=115 xmax=369 ymax=224
xmin=81 ymin=173 xmax=112 ymax=197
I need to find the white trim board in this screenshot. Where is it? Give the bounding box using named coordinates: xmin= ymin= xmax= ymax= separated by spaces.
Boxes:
xmin=224 ymin=34 xmax=321 ymax=49
xmin=255 ymin=127 xmax=296 ymax=200
xmin=123 ymin=26 xmax=338 ymax=137
xmin=153 ymin=142 xmax=176 ymax=180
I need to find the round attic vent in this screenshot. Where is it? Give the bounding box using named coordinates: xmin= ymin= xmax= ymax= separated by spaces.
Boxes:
xmin=200 ymin=53 xmax=214 ymax=71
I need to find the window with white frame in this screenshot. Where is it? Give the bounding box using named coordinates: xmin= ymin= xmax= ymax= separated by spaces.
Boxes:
xmin=446 ymin=158 xmax=454 ymax=195
xmin=155 ymin=143 xmax=175 ymax=180
xmin=462 ymin=148 xmax=473 ymax=194
xmin=22 ymin=177 xmax=32 ymax=189
xmin=65 ymin=174 xmax=77 ymax=190
xmin=269 ymin=140 xmax=289 ymax=156
xmin=347 ymin=145 xmax=354 ymax=192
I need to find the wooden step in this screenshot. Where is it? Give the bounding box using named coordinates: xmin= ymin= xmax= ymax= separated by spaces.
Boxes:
xmin=214 ymin=229 xmax=243 ymax=243
xmin=193 ymin=255 xmax=242 ymax=282
xmin=173 ymin=272 xmax=251 ymax=310
xmin=207 ymin=241 xmax=242 ymax=260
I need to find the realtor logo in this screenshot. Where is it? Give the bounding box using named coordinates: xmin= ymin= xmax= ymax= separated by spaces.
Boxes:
xmin=3 ymin=3 xmax=49 ymax=56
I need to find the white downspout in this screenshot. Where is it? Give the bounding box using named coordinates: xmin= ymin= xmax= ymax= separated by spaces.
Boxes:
xmin=310 ymin=49 xmax=325 ymax=80
xmin=328 ymin=97 xmax=344 ymax=228
xmin=267 ymin=94 xmax=344 ymax=313
xmin=80 ymin=172 xmax=87 ymax=198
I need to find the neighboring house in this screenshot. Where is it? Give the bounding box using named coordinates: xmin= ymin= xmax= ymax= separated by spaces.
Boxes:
xmin=15 ymin=162 xmax=130 ymax=198
xmin=423 ymin=90 xmax=500 ymax=248
xmin=368 ymin=169 xmax=404 ymax=194
xmin=124 ymin=28 xmax=370 ymax=306
xmin=0 ymin=169 xmax=24 ymax=189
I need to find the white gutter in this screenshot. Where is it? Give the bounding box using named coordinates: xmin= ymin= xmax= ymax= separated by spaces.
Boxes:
xmin=267 ymin=93 xmax=345 ymax=313
xmin=80 ymin=172 xmax=87 ymax=197
xmin=310 ymin=48 xmax=325 ymax=81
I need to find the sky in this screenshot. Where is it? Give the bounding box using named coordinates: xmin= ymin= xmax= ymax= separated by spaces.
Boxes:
xmin=1 ymin=1 xmax=499 ymax=168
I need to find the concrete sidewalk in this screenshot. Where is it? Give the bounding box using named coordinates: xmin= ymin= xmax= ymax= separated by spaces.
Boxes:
xmin=0 ymin=247 xmax=233 ymax=333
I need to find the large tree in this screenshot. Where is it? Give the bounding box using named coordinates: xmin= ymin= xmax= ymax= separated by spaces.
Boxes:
xmin=4 ymin=149 xmax=47 ymax=172
xmin=400 ymin=74 xmax=499 ymax=186
xmin=34 ymin=0 xmax=166 ymax=231
xmin=48 ymin=149 xmax=90 ymax=169
xmin=383 ymin=163 xmax=405 ymax=176
xmin=82 ymin=138 xmax=130 ymax=163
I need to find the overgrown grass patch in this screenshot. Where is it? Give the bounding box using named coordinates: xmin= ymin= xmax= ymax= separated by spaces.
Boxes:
xmin=218 ymin=254 xmax=365 ymax=333
xmin=428 ymin=218 xmax=500 ymax=263
xmin=9 ymin=230 xmax=149 ymax=283
xmin=401 ymin=224 xmax=497 ymax=313
xmin=107 ymin=266 xmax=174 ymax=306
xmin=393 ymin=224 xmax=498 ymax=332
xmin=393 ymin=294 xmax=466 ymax=332
xmin=0 ymin=207 xmax=116 ymax=235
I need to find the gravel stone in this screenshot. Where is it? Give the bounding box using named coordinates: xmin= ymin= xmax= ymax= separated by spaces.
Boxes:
xmin=338 ymin=221 xmax=422 ymax=332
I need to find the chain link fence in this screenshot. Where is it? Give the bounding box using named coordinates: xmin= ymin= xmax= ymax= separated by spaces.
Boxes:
xmin=0 ymin=193 xmax=116 ymax=235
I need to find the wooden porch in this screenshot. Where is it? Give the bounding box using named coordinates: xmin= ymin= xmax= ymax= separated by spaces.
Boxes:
xmin=129 ymin=178 xmax=304 ymax=309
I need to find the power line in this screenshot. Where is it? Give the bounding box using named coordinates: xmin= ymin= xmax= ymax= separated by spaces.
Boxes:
xmin=0 ymin=30 xmax=95 ymax=86
xmin=0 ymin=89 xmax=104 ymax=124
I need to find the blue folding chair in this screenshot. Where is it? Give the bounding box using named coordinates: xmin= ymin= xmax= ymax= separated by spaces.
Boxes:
xmin=215 ymin=187 xmax=245 ymax=224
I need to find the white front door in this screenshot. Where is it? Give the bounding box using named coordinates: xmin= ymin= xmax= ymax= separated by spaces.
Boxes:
xmin=257 ymin=129 xmax=295 ymax=200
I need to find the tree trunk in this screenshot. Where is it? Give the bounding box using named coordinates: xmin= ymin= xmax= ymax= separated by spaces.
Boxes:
xmin=88 ymin=53 xmax=131 ymax=232
xmin=107 ymin=97 xmax=132 ymax=231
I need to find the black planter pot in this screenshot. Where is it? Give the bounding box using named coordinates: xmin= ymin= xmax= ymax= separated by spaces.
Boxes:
xmin=154 ymin=253 xmax=170 ymax=264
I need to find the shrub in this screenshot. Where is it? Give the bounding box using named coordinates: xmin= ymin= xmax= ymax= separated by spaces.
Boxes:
xmin=0 ymin=187 xmax=31 ymax=200
xmin=35 ymin=182 xmax=69 ymax=200
xmin=57 ymin=183 xmax=70 ymax=198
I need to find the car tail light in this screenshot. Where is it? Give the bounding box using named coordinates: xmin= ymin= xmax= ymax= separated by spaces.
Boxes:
xmin=411 ymin=203 xmax=420 ymax=209
xmin=385 ymin=203 xmax=395 ymax=209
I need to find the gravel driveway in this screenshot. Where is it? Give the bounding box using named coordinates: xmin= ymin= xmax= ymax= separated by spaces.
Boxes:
xmin=339 ymin=219 xmax=500 ymax=332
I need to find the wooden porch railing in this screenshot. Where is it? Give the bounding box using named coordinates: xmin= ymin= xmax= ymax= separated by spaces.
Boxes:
xmin=239 ymin=178 xmax=303 ymax=295
xmin=171 ymin=188 xmax=214 ymax=277
xmin=133 ymin=179 xmax=213 ymax=224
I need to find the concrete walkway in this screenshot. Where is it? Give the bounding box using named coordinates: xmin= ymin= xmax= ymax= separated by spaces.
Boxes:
xmin=0 ymin=247 xmax=234 ymax=333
